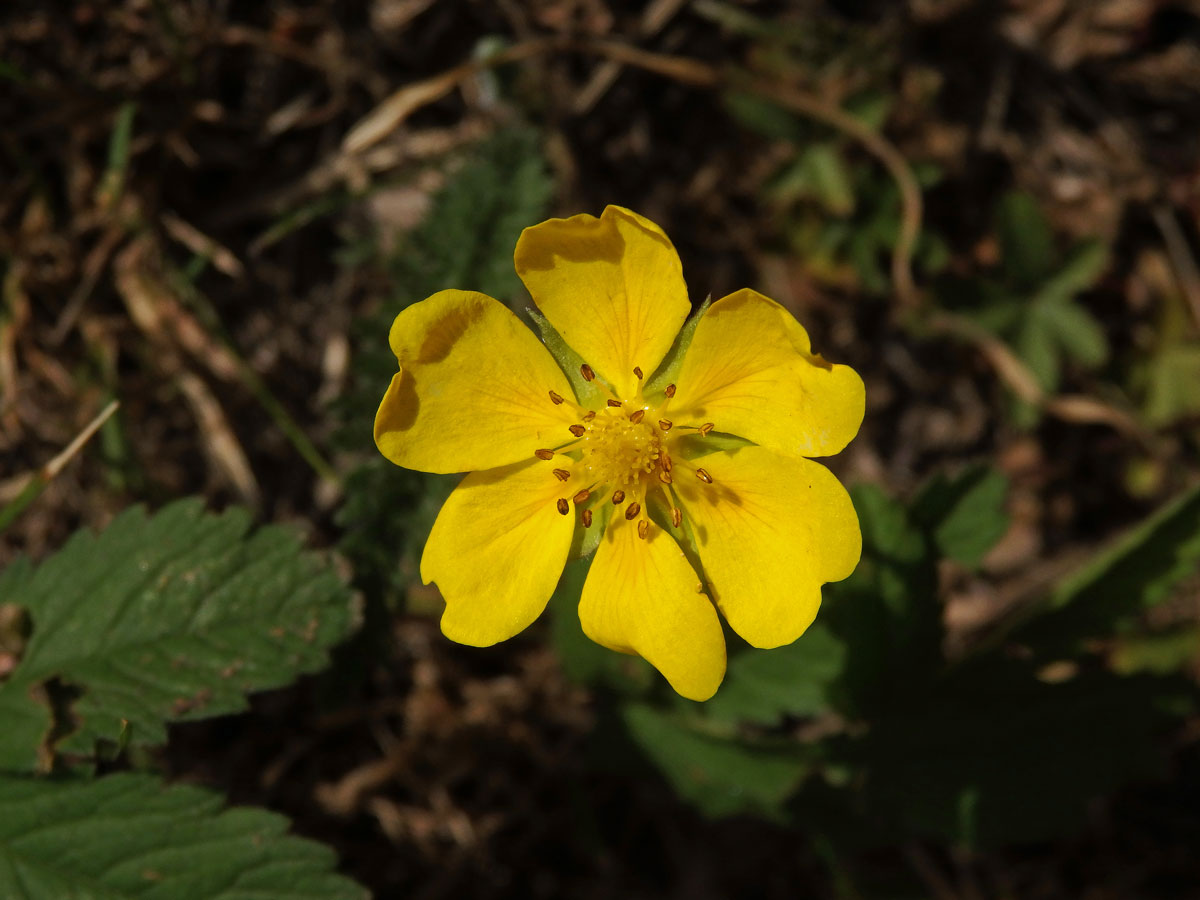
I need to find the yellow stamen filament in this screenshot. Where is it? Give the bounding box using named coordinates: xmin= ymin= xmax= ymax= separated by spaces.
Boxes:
xmin=658 ymin=419 xmax=672 ymax=431
xmin=637 ymin=519 xmax=649 ymax=540
xmin=535 ymin=449 xmax=554 ymax=460
xmin=612 ymin=489 xmax=625 ymax=504
xmin=556 ymin=498 xmax=570 ymax=515
xmin=582 ymin=509 xmax=593 ymax=528
xmin=581 ymin=363 xmax=595 ymax=382
xmin=569 ymin=424 xmax=586 ymax=437
xmin=573 ymin=488 xmax=590 ymax=505
xmin=695 ymin=468 xmax=713 ymax=484
xmin=553 ymin=468 xmax=570 ymax=482
xmin=549 ymin=390 xmax=564 ymax=405
xmin=624 ymin=501 xmax=641 ymax=520
xmin=629 ymin=409 xmax=645 ymax=424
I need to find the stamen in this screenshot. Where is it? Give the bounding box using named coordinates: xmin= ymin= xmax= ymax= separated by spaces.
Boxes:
xmin=573 ymin=488 xmax=590 ymax=505
xmin=553 ymin=468 xmax=570 ymax=482
xmin=629 ymin=409 xmax=645 ymax=424
xmin=695 ymin=468 xmax=713 ymax=484
xmin=582 ymin=410 xmax=597 ymax=422
xmin=582 ymin=509 xmax=593 ymax=528
xmin=671 ymin=507 xmax=682 ymax=528
xmin=658 ymin=418 xmax=673 ymax=431
xmin=637 ymin=519 xmax=649 ymax=540
xmin=556 ymin=498 xmax=570 ymax=515
xmin=695 ymin=582 xmax=704 ymax=593
xmin=633 ymin=366 xmax=644 ymax=380
xmin=664 ymin=384 xmax=676 ymax=398
xmin=611 ymin=490 xmax=625 ymax=504
xmin=606 ymin=399 xmax=623 ymax=408
xmin=699 ymin=422 xmax=715 ymax=436
xmin=662 ymin=454 xmax=673 ymax=472
xmin=569 ymin=424 xmax=586 ymax=437
xmin=535 ymin=449 xmax=555 ymax=461
xmin=581 ymin=364 xmax=595 ymax=382
xmin=548 ymin=390 xmax=564 ymax=405
xmin=624 ymin=501 xmax=641 ymax=520
xmin=658 ymin=470 xmax=673 ymax=484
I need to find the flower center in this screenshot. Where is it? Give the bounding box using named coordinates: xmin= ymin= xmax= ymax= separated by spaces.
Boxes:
xmin=580 ymin=410 xmax=662 ymax=487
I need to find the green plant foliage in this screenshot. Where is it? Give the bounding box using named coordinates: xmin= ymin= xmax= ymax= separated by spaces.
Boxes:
xmin=0 ymin=499 xmax=359 ymax=771
xmin=1133 ymin=282 xmax=1200 ymax=427
xmin=1012 ymin=481 xmax=1200 ymax=659
xmin=704 ymin=624 xmax=845 ymax=724
xmin=944 ymin=191 xmax=1109 ymax=425
xmin=336 ymin=128 xmax=553 ymax=602
xmin=841 ymin=662 xmax=1187 ymax=848
xmin=911 ymin=464 xmax=1010 ymax=569
xmin=0 ymin=773 xmax=367 ymax=899
xmin=622 ymin=704 xmax=812 ymax=820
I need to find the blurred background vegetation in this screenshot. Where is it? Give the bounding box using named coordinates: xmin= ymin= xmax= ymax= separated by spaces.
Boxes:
xmin=3 ymin=0 xmax=1200 ymax=897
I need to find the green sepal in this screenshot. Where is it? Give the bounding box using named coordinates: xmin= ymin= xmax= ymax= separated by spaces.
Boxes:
xmin=644 ymin=296 xmax=712 ymax=397
xmin=568 ymin=500 xmax=612 ymax=560
xmin=675 ymin=431 xmax=756 ymax=460
xmin=527 ymin=307 xmax=607 ymax=406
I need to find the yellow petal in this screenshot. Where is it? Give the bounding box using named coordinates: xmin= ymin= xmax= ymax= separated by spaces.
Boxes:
xmin=677 ymin=446 xmax=860 ymax=649
xmin=670 ymin=289 xmax=864 ymax=458
xmin=579 ymin=516 xmax=726 ymax=701
xmin=374 ymin=290 xmax=578 ymax=474
xmin=514 ymin=206 xmax=690 ymax=399
xmin=421 ymin=458 xmax=578 ymax=646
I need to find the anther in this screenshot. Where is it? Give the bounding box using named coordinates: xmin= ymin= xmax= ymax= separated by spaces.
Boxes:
xmin=624 ymin=501 xmax=641 ymax=520
xmin=658 ymin=418 xmax=673 ymax=431
xmin=548 ymin=390 xmax=564 ymax=405
xmin=583 ymin=410 xmax=597 ymax=421
xmin=569 ymin=424 xmax=586 ymax=437
xmin=535 ymin=449 xmax=555 ymax=460
xmin=658 ymin=470 xmax=673 ymax=484
xmin=662 ymin=454 xmax=673 ymax=472
xmin=665 ymin=384 xmax=676 ymax=398
xmin=556 ymin=498 xmax=570 ymax=515
xmin=606 ymin=399 xmax=623 ymax=408
xmin=699 ymin=422 xmax=715 ymax=436
xmin=581 ymin=364 xmax=595 ymax=382
xmin=629 ymin=409 xmax=645 ymax=424
xmin=637 ymin=519 xmax=649 ymax=540
xmin=582 ymin=509 xmax=593 ymax=528
xmin=611 ymin=490 xmax=625 ymax=504
xmin=573 ymin=489 xmax=590 ymax=505
xmin=695 ymin=468 xmax=713 ymax=484
xmin=671 ymin=507 xmax=682 ymax=528
xmin=633 ymin=366 xmax=644 ymax=380
xmin=553 ymin=468 xmax=570 ymax=482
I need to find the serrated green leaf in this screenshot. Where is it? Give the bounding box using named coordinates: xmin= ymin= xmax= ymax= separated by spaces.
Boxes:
xmin=622 ymin=704 xmax=811 ymax=820
xmin=0 ymin=499 xmax=359 ymax=770
xmin=913 ymin=464 xmax=1010 ymax=569
xmin=705 ymin=624 xmax=845 ymax=724
xmin=0 ymin=772 xmax=368 ymax=899
xmin=1012 ymin=481 xmax=1200 ymax=658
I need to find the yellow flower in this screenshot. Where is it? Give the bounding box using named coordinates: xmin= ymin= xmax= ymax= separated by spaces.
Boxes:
xmin=375 ymin=206 xmax=863 ymax=701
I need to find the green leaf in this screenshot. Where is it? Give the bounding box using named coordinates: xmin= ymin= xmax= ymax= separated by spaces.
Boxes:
xmin=996 ymin=191 xmax=1053 ymax=288
xmin=0 ymin=499 xmax=360 ymax=770
xmin=1139 ymin=342 xmax=1200 ymax=427
xmin=0 ymin=772 xmax=368 ymax=899
xmin=622 ymin=704 xmax=810 ymax=820
xmin=1044 ymin=296 xmax=1108 ymax=367
xmin=1013 ymin=481 xmax=1200 ymax=658
xmin=912 ymin=464 xmax=1010 ymax=569
xmin=845 ymin=662 xmax=1186 ymax=847
xmin=704 ymin=624 xmax=845 ymax=724
xmin=1037 ymin=239 xmax=1108 ymax=301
